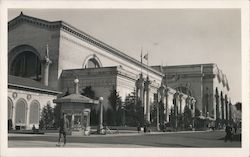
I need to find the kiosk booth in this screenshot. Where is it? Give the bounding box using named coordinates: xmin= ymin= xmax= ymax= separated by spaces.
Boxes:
xmin=53 ymin=79 xmax=99 ymax=136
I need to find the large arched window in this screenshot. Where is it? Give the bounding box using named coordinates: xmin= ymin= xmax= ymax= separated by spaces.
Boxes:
xmin=10 ymin=51 xmax=41 ymax=81
xmin=86 ymin=58 xmax=100 ymax=68
xmin=8 ymin=97 xmax=13 ymax=120
xmin=29 ymin=100 xmax=40 ymax=124
xmin=83 ymin=54 xmax=102 ymax=69
xmin=15 ymin=99 xmax=27 ymax=125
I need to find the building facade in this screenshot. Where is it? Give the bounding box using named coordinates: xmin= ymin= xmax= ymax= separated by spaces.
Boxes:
xmin=152 ymin=64 xmax=233 ymax=126
xmin=7 ymin=13 xmax=234 ymax=130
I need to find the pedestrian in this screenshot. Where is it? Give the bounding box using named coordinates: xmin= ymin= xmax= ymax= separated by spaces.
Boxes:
xmin=233 ymin=124 xmax=237 ymax=134
xmin=32 ymin=125 xmax=36 ymax=133
xmin=224 ymin=125 xmax=233 ymax=142
xmin=137 ymin=123 xmax=141 ymax=133
xmin=143 ymin=124 xmax=147 ymax=133
xmin=57 ymin=113 xmax=69 ymax=147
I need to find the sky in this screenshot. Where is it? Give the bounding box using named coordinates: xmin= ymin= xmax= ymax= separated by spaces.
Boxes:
xmin=8 ymin=9 xmax=241 ymax=103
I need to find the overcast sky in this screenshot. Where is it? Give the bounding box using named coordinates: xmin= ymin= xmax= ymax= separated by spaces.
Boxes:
xmin=8 ymin=9 xmax=241 ymax=103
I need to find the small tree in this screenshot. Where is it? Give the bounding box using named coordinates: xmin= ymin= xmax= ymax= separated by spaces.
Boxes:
xmin=53 ymin=104 xmax=62 ymax=129
xmin=40 ymin=104 xmax=54 ymax=129
xmin=183 ymin=105 xmax=192 ymax=129
xmin=159 ymin=101 xmax=165 ymax=124
xmin=235 ymin=102 xmax=242 ymax=111
xmin=81 ymin=86 xmax=98 ymax=125
xmin=81 ymin=86 xmax=96 ymax=99
xmin=107 ymin=87 xmax=122 ymax=126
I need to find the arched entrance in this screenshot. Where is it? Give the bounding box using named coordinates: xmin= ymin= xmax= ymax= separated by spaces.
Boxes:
xmin=8 ymin=97 xmax=13 ymax=120
xmin=9 ymin=45 xmax=42 ymax=81
xmin=29 ymin=100 xmax=40 ymax=125
xmin=15 ymin=98 xmax=27 ymax=129
xmin=8 ymin=97 xmax=13 ymax=130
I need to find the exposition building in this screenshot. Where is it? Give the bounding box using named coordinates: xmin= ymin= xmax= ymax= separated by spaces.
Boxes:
xmin=7 ymin=13 xmax=232 ymax=130
xmin=152 ymin=64 xmax=233 ymax=128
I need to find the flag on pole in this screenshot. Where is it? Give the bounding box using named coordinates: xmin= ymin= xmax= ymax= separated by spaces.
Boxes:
xmin=143 ymin=53 xmax=148 ymax=61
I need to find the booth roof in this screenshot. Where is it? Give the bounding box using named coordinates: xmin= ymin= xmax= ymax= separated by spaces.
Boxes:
xmin=53 ymin=93 xmax=99 ymax=104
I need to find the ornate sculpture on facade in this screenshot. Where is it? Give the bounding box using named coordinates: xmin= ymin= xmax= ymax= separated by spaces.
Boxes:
xmin=43 ymin=44 xmax=52 ymax=86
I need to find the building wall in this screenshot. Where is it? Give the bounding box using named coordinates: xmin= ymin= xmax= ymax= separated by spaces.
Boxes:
xmin=58 ymin=30 xmax=162 ymax=91
xmin=163 ymin=64 xmax=230 ymax=120
xmin=163 ymin=65 xmax=203 ymax=113
xmin=8 ymin=22 xmax=61 ymax=89
xmin=8 ymin=88 xmax=57 ymax=130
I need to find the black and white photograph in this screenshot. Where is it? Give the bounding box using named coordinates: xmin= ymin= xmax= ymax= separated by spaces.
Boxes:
xmin=0 ymin=1 xmax=249 ymax=157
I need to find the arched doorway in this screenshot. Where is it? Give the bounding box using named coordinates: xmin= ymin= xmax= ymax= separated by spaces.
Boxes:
xmin=8 ymin=97 xmax=13 ymax=120
xmin=29 ymin=100 xmax=40 ymax=125
xmin=8 ymin=97 xmax=13 ymax=130
xmin=10 ymin=51 xmax=41 ymax=81
xmin=15 ymin=98 xmax=27 ymax=129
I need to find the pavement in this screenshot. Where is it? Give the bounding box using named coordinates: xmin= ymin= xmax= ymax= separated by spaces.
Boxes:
xmin=8 ymin=130 xmax=241 ymax=148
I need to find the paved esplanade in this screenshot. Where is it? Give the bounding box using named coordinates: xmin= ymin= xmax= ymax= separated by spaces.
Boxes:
xmin=8 ymin=130 xmax=241 ymax=148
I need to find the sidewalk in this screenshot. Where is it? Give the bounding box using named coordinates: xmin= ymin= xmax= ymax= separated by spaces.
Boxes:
xmin=8 ymin=140 xmax=149 ymax=148
xmin=9 ymin=129 xmax=220 ymax=138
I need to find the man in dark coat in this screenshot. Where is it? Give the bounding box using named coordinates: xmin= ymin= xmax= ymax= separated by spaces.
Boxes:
xmin=57 ymin=113 xmax=70 ymax=147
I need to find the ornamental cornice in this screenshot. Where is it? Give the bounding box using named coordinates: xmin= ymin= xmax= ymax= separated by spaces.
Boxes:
xmin=8 ymin=14 xmax=61 ymax=31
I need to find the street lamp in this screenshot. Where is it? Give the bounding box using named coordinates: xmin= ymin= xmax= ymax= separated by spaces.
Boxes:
xmin=74 ymin=78 xmax=79 ymax=94
xmin=99 ymin=97 xmax=104 ymax=134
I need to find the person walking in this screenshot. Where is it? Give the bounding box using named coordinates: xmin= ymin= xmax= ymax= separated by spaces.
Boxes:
xmin=57 ymin=113 xmax=70 ymax=147
xmin=137 ymin=123 xmax=141 ymax=133
xmin=233 ymin=124 xmax=237 ymax=134
xmin=224 ymin=125 xmax=233 ymax=142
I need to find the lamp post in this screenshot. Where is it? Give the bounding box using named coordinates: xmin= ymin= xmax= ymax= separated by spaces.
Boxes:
xmin=99 ymin=97 xmax=104 ymax=134
xmin=74 ymin=78 xmax=79 ymax=94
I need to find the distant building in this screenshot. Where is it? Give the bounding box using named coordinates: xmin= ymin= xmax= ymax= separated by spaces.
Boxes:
xmin=152 ymin=64 xmax=233 ymax=126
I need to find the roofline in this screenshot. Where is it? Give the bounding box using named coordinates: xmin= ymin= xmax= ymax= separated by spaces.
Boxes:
xmin=162 ymin=63 xmax=216 ymax=68
xmin=8 ymin=83 xmax=61 ymax=94
xmin=9 ymin=13 xmax=163 ymax=77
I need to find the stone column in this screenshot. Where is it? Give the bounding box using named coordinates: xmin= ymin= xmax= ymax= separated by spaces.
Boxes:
xmin=215 ymin=91 xmax=220 ymax=120
xmin=144 ymin=76 xmax=151 ymax=122
xmin=71 ymin=114 xmax=75 ymax=130
xmin=137 ymin=74 xmax=144 ymax=106
xmin=191 ymin=97 xmax=196 ymax=130
xmin=99 ymin=102 xmax=103 ymax=130
xmin=158 ymin=85 xmax=165 ymax=130
xmin=191 ymin=98 xmax=196 ymax=118
xmin=12 ymin=104 xmax=16 ymax=130
xmin=174 ymin=92 xmax=180 ymax=129
xmin=225 ymin=96 xmax=229 ymax=122
xmin=179 ymin=94 xmax=183 ymax=114
xmin=220 ymin=93 xmax=224 ymax=120
xmin=26 ymin=105 xmax=30 ymax=129
xmin=156 ymin=93 xmax=160 ymax=131
xmin=229 ymin=101 xmax=232 ymax=121
xmin=99 ymin=97 xmax=104 ymax=133
xmin=165 ymin=88 xmax=170 ymax=123
xmin=185 ymin=96 xmax=190 ymax=111
xmin=43 ymin=55 xmax=52 ymax=86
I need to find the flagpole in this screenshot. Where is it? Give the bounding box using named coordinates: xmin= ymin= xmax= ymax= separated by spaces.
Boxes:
xmin=140 ymin=47 xmax=143 ymax=75
xmin=147 ymin=52 xmax=149 ymax=77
